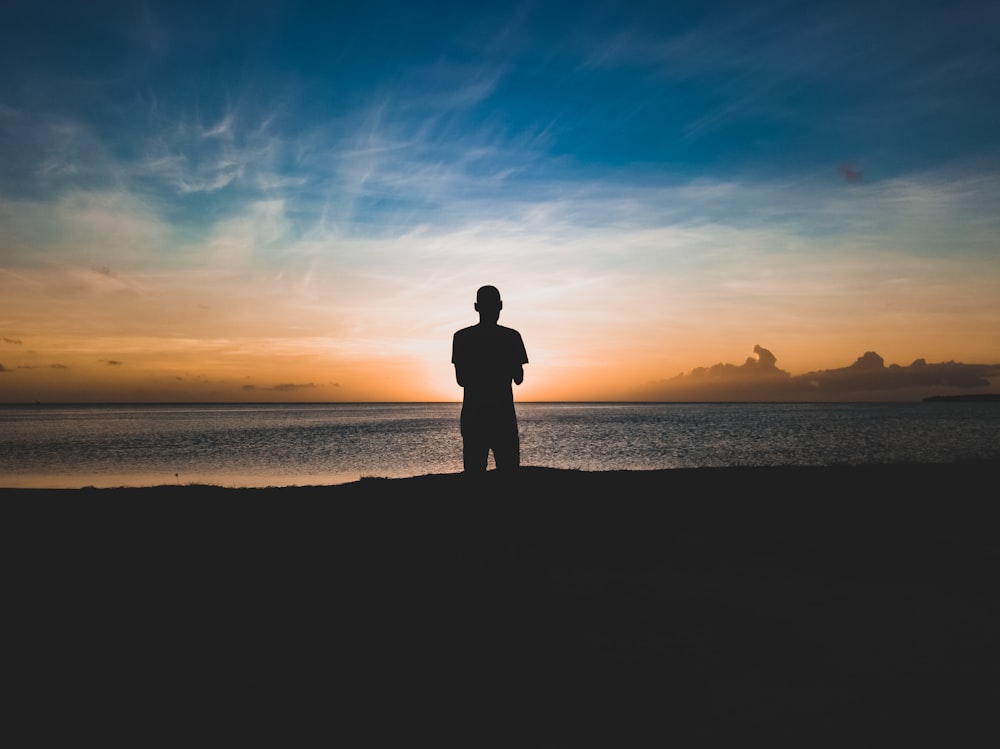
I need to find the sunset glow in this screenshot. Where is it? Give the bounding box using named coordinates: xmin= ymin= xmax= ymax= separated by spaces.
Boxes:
xmin=2 ymin=1 xmax=999 ymax=402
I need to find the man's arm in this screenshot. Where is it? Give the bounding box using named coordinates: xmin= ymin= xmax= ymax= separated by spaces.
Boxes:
xmin=512 ymin=330 xmax=527 ymax=386
xmin=452 ymin=332 xmax=466 ymax=387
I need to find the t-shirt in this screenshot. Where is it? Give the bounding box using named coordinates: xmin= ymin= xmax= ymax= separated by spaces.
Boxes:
xmin=452 ymin=324 xmax=528 ymax=405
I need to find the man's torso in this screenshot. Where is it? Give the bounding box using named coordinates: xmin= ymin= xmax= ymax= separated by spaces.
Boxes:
xmin=452 ymin=324 xmax=527 ymax=404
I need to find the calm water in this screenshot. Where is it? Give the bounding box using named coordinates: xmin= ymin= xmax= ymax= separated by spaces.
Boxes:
xmin=1 ymin=402 xmax=998 ymax=489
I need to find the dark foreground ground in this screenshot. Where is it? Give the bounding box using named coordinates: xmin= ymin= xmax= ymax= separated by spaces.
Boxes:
xmin=5 ymin=460 xmax=1000 ymax=746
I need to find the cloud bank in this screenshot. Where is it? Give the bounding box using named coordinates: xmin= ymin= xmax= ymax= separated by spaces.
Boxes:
xmin=634 ymin=346 xmax=1000 ymax=402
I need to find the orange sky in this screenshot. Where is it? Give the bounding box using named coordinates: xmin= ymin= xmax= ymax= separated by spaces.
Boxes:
xmin=3 ymin=239 xmax=998 ymax=403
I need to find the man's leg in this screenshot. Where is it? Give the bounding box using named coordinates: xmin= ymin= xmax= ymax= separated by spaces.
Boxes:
xmin=492 ymin=407 xmax=521 ymax=471
xmin=460 ymin=406 xmax=489 ymax=473
xmin=463 ymin=439 xmax=489 ymax=472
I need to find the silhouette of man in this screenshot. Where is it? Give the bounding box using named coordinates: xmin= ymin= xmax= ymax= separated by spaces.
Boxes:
xmin=452 ymin=285 xmax=528 ymax=473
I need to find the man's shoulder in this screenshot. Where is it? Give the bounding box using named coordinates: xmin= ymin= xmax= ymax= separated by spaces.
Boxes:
xmin=454 ymin=323 xmax=521 ymax=335
xmin=453 ymin=324 xmax=524 ymax=344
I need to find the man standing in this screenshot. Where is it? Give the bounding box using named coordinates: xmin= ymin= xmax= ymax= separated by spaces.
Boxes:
xmin=452 ymin=285 xmax=528 ymax=473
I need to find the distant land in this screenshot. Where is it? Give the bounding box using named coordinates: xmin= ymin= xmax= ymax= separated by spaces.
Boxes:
xmin=923 ymin=393 xmax=1000 ymax=402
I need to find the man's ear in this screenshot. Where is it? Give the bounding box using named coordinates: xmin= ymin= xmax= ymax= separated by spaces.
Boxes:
xmin=474 ymin=302 xmax=480 ymax=312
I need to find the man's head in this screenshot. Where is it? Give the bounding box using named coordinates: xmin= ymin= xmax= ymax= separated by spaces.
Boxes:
xmin=475 ymin=285 xmax=502 ymax=323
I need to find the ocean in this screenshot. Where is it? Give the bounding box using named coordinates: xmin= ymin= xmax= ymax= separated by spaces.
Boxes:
xmin=1 ymin=401 xmax=998 ymax=489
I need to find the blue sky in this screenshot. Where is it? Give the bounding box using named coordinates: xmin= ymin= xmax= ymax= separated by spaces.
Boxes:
xmin=1 ymin=0 xmax=999 ymax=401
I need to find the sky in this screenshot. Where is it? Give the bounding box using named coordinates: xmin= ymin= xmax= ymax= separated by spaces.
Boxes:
xmin=1 ymin=0 xmax=999 ymax=402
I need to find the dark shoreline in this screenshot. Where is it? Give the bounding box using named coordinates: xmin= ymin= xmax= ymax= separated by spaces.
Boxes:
xmin=6 ymin=460 xmax=1000 ymax=745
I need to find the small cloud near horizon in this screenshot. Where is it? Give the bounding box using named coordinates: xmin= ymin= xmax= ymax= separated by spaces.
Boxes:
xmin=244 ymin=383 xmax=317 ymax=392
xmin=268 ymin=383 xmax=317 ymax=392
xmin=681 ymin=344 xmax=790 ymax=381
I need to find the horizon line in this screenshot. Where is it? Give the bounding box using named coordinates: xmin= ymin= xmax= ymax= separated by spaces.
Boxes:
xmin=4 ymin=396 xmax=996 ymax=407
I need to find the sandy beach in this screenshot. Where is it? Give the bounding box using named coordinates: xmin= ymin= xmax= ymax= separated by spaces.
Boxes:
xmin=5 ymin=460 xmax=1000 ymax=746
